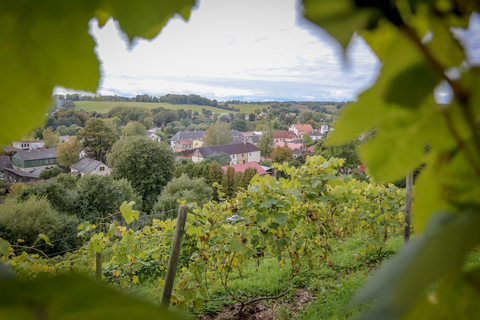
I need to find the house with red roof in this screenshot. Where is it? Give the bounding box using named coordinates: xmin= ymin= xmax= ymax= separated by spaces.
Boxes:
xmin=274 ymin=131 xmax=297 ymax=143
xmin=221 ymin=162 xmax=268 ymax=175
xmin=289 ymin=124 xmax=314 ymax=138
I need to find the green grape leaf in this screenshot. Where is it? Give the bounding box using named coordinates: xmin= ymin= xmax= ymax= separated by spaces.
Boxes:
xmin=120 ymin=201 xmax=139 ymax=224
xmin=97 ymin=0 xmax=195 ymax=41
xmin=0 ymin=275 xmax=183 ymax=319
xmin=353 ymin=209 xmax=480 ymax=320
xmin=37 ymin=234 xmax=53 ymax=247
xmin=0 ymin=239 xmax=11 ymax=256
xmin=0 ymin=0 xmax=194 ymax=146
xmin=303 ymin=0 xmax=382 ymax=49
xmin=403 ymin=271 xmax=480 ymax=319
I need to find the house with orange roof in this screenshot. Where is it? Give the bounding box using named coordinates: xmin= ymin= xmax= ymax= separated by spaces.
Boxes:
xmin=288 ymin=124 xmax=314 ymax=138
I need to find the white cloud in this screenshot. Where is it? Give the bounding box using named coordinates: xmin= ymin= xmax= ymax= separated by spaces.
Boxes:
xmin=60 ymin=0 xmax=382 ymax=101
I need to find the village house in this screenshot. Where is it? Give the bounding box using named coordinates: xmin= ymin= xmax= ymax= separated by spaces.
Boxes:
xmin=146 ymin=128 xmax=163 ymax=142
xmin=221 ymin=162 xmax=268 ymax=175
xmin=309 ymin=131 xmax=323 ymax=141
xmin=320 ymin=124 xmax=329 ymax=135
xmin=288 ymin=124 xmax=314 ymax=138
xmin=170 ymin=131 xmax=206 ymax=150
xmin=71 ymin=157 xmax=111 ymax=177
xmin=192 ymin=142 xmax=261 ymax=164
xmin=274 ymin=131 xmax=298 ymax=143
xmin=12 ymin=140 xmax=44 ymax=150
xmin=0 ymin=156 xmax=13 ymax=179
xmin=3 ymin=168 xmax=43 ymax=183
xmin=11 ymin=148 xmax=58 ymax=172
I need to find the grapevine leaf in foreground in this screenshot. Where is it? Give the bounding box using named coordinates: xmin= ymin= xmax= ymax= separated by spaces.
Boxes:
xmin=353 ymin=209 xmax=480 ymax=320
xmin=0 ymin=0 xmax=194 ymax=146
xmin=303 ymin=0 xmax=382 ymax=49
xmin=0 ymin=275 xmax=183 ymax=320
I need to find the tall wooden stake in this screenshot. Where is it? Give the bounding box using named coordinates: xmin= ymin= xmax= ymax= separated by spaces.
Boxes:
xmin=95 ymin=252 xmax=102 ymax=282
xmin=161 ymin=205 xmax=189 ymax=308
xmin=404 ymin=171 xmax=413 ymax=243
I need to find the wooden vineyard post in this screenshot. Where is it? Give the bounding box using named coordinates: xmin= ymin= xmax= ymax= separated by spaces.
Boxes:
xmin=95 ymin=251 xmax=102 ymax=282
xmin=161 ymin=205 xmax=189 ymax=308
xmin=404 ymin=171 xmax=413 ymax=243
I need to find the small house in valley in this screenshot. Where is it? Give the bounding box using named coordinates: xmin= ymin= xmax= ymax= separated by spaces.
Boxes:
xmin=288 ymin=124 xmax=314 ymax=138
xmin=71 ymin=157 xmax=111 ymax=177
xmin=3 ymin=168 xmax=43 ymax=183
xmin=11 ymin=148 xmax=58 ymax=172
xmin=192 ymin=142 xmax=261 ymax=164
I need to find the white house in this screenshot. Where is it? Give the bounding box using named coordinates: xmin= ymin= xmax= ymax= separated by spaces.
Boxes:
xmin=309 ymin=131 xmax=323 ymax=141
xmin=146 ymin=129 xmax=162 ymax=142
xmin=71 ymin=157 xmax=111 ymax=177
xmin=289 ymin=124 xmax=314 ymax=138
xmin=320 ymin=124 xmax=329 ymax=134
xmin=12 ymin=140 xmax=44 ymax=150
xmin=192 ymin=142 xmax=261 ymax=164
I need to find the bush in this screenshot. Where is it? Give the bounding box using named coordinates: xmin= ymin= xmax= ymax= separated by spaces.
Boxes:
xmin=76 ymin=174 xmax=141 ymax=221
xmin=0 ymin=197 xmax=81 ymax=255
xmin=153 ymin=174 xmax=213 ymax=219
xmin=39 ymin=167 xmax=63 ymax=180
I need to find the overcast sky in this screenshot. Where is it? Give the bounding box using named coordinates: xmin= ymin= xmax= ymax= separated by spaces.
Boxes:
xmin=56 ymin=0 xmax=480 ymax=102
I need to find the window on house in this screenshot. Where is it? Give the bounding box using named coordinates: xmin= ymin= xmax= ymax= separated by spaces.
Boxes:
xmin=249 ymin=153 xmax=251 ymax=156
xmin=99 ymin=167 xmax=105 ymax=171
xmin=32 ymin=160 xmax=36 ymax=165
xmin=50 ymin=159 xmax=54 ymax=163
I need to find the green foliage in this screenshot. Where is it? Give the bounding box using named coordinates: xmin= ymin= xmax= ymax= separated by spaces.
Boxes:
xmin=77 ymin=119 xmax=116 ymax=162
xmin=304 ymin=0 xmax=480 ymax=319
xmin=258 ymin=124 xmax=274 ymax=156
xmin=108 ymin=136 xmax=175 ymax=212
xmin=122 ymin=121 xmax=146 ymax=137
xmin=0 ymin=275 xmax=183 ymax=320
xmin=221 ymin=166 xmax=236 ymax=198
xmin=42 ymin=127 xmax=59 ymax=148
xmin=153 ymin=174 xmax=213 ymax=218
xmin=76 ymin=174 xmax=139 ymax=221
xmin=39 ymin=167 xmax=63 ymax=180
xmin=203 ymin=152 xmax=231 ymax=166
xmin=271 ymin=145 xmax=293 ymax=163
xmin=230 ymin=118 xmax=247 ymax=132
xmin=315 ymin=139 xmax=361 ymax=170
xmin=0 ymin=197 xmax=81 ymax=255
xmin=204 ymin=122 xmax=233 ymax=146
xmin=301 ymin=133 xmax=314 ymax=147
xmin=56 ymin=136 xmax=82 ymax=168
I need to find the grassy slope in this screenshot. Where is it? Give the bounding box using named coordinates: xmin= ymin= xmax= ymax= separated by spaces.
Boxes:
xmin=75 ymin=101 xmax=265 ymax=114
xmin=129 ymin=235 xmax=404 ymax=320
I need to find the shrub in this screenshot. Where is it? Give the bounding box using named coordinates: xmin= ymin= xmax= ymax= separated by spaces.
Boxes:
xmin=0 ymin=197 xmax=81 ymax=255
xmin=153 ymin=174 xmax=213 ymax=219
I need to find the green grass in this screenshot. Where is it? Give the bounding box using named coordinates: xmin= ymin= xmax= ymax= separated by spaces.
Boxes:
xmin=75 ymin=101 xmax=265 ymax=114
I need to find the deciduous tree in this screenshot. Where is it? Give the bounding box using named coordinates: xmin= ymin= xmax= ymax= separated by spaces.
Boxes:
xmin=56 ymin=137 xmax=82 ymax=168
xmin=107 ymin=136 xmax=175 ymax=212
xmin=77 ymin=118 xmax=116 ymax=162
xmin=204 ymin=122 xmax=233 ymax=146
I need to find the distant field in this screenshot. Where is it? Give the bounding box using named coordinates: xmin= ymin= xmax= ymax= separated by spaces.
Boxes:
xmin=228 ymin=104 xmax=264 ymax=114
xmin=75 ymin=101 xmax=265 ymax=114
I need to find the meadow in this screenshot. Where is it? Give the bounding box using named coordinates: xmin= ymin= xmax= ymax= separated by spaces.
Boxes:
xmin=75 ymin=101 xmax=265 ymax=114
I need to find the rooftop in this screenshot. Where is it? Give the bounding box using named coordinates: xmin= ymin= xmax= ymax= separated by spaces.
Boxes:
xmin=71 ymin=157 xmax=107 ymax=173
xmin=197 ymin=142 xmax=260 ymax=157
xmin=222 ymin=162 xmax=267 ymax=175
xmin=14 ymin=148 xmax=58 ymax=160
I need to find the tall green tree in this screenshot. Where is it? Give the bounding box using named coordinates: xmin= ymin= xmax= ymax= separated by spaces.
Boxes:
xmin=271 ymin=145 xmax=293 ymax=164
xmin=42 ymin=127 xmax=59 ymax=148
xmin=315 ymin=139 xmax=361 ymax=170
xmin=122 ymin=121 xmax=146 ymax=137
xmin=302 ymin=133 xmax=314 ymax=147
xmin=204 ymin=122 xmax=233 ymax=146
xmin=77 ymin=118 xmax=116 ymax=162
xmin=56 ymin=137 xmax=82 ymax=168
xmin=230 ymin=118 xmax=247 ymax=132
xmin=153 ymin=174 xmax=213 ymax=218
xmin=221 ymin=166 xmax=236 ymax=198
xmin=258 ymin=124 xmax=274 ymax=156
xmin=240 ymin=167 xmax=257 ymax=189
xmin=107 ymin=136 xmax=175 ymax=212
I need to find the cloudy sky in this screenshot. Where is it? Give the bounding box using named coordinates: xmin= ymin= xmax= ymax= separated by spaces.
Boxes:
xmin=58 ymin=0 xmax=480 ymax=102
